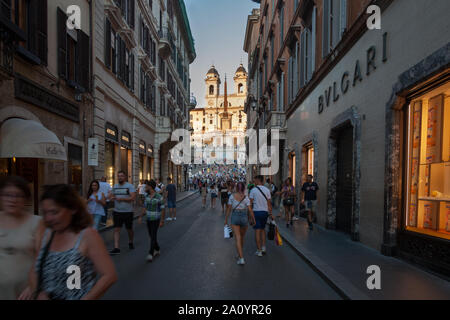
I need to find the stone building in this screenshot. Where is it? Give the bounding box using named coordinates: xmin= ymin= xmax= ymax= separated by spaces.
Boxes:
xmin=93 ymin=0 xmax=195 ymax=190
xmin=244 ymin=0 xmax=450 ymax=277
xmin=0 ymin=0 xmax=94 ymax=214
xmin=190 ymin=65 xmax=247 ymax=165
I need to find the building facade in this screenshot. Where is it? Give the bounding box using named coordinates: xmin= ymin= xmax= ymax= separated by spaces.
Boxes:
xmin=0 ymin=0 xmax=94 ymax=214
xmin=190 ymin=65 xmax=247 ymax=165
xmin=93 ymin=0 xmax=195 ymax=190
xmin=244 ymin=0 xmax=450 ymax=277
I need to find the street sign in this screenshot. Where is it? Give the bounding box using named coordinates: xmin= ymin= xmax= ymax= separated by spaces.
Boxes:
xmin=88 ymin=138 xmax=99 ymax=166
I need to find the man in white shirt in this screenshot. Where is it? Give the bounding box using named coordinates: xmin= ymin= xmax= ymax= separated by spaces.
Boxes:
xmin=249 ymin=175 xmax=273 ymax=257
xmin=99 ymin=176 xmax=112 ymax=225
xmin=137 ymin=179 xmax=147 ymax=207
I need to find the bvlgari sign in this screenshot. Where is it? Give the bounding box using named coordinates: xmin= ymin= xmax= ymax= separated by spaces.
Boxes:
xmin=14 ymin=74 xmax=79 ymax=122
xmin=318 ymin=33 xmax=388 ymax=114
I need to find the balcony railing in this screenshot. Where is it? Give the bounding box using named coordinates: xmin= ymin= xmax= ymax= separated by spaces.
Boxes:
xmin=0 ymin=14 xmax=26 ymax=78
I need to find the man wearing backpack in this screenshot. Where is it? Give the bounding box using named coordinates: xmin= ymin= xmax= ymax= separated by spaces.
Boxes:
xmin=249 ymin=175 xmax=273 ymax=257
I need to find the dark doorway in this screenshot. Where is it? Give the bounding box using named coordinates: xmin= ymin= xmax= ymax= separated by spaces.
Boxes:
xmin=336 ymin=125 xmax=354 ymax=234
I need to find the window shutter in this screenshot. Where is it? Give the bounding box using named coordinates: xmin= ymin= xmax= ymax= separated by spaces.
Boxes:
xmin=139 ymin=16 xmax=142 ymax=46
xmin=287 ymin=57 xmax=291 ymax=104
xmin=129 ymin=0 xmax=135 ymax=29
xmin=322 ymin=0 xmax=330 ymax=57
xmin=300 ymin=31 xmax=306 ymax=88
xmin=146 ymin=76 xmax=151 ymax=108
xmin=152 ymin=85 xmax=156 ymax=113
xmin=116 ymin=35 xmax=122 ymax=78
xmin=30 ymin=0 xmax=48 ymax=64
xmin=312 ymin=6 xmax=316 ymax=74
xmin=332 ymin=0 xmax=341 ymax=48
xmin=294 ymin=41 xmax=299 ymax=94
xmin=276 ymin=82 xmax=279 ymax=112
xmin=130 ymin=53 xmax=134 ymax=91
xmin=78 ymin=30 xmax=90 ymax=91
xmin=306 ymin=29 xmax=312 ymax=82
xmin=121 ymin=39 xmax=126 ymax=81
xmin=1 ymin=0 xmax=11 ymax=20
xmin=280 ymin=72 xmax=284 ymax=112
xmin=57 ymin=7 xmax=67 ymax=79
xmin=340 ymin=0 xmax=347 ymax=37
xmin=105 ymin=18 xmax=111 ymax=68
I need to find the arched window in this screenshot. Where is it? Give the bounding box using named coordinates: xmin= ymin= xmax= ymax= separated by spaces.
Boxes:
xmin=209 ymin=85 xmax=214 ymax=95
xmin=238 ymin=83 xmax=243 ymax=93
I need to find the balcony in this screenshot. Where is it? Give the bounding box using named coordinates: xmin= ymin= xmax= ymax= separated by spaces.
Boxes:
xmin=158 ymin=27 xmax=173 ymax=60
xmin=266 ymin=111 xmax=287 ymax=134
xmin=118 ymin=27 xmax=136 ymax=49
xmin=138 ymin=52 xmax=157 ymax=78
xmin=0 ymin=13 xmax=26 ymax=79
xmin=104 ymin=0 xmax=124 ymax=30
xmin=157 ymin=79 xmax=168 ymax=94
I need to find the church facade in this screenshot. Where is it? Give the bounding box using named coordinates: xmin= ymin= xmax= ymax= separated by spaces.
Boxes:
xmin=190 ymin=65 xmax=248 ymax=165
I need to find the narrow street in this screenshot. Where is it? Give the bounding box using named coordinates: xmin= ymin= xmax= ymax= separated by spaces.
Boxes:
xmin=101 ymin=194 xmax=341 ymax=300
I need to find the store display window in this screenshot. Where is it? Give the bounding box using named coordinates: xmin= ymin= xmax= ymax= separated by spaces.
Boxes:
xmin=406 ymin=82 xmax=450 ymax=239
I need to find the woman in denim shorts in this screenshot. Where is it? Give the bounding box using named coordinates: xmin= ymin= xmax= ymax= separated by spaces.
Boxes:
xmin=224 ymin=182 xmax=255 ymax=266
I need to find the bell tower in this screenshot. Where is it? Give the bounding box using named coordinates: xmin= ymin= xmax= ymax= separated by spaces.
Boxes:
xmin=205 ymin=65 xmax=221 ymax=107
xmin=234 ymin=64 xmax=248 ymax=97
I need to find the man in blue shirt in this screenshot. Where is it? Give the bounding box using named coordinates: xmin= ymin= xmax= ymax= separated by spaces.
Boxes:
xmin=301 ymin=175 xmax=319 ymax=231
xmin=109 ymin=171 xmax=136 ymax=255
xmin=165 ymin=177 xmax=177 ymax=221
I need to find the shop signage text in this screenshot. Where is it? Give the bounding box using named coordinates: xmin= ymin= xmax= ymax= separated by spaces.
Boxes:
xmin=15 ymin=74 xmax=79 ymax=122
xmin=318 ymin=32 xmax=388 ymax=114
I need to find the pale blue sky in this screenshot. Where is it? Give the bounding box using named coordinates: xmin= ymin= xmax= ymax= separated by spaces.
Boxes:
xmin=185 ymin=0 xmax=259 ymax=108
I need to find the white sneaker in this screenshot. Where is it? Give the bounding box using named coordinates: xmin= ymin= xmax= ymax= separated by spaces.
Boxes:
xmin=166 ymin=217 xmax=172 ymax=221
xmin=292 ymin=216 xmax=299 ymax=221
xmin=173 ymin=217 xmax=177 ymax=221
xmin=261 ymin=246 xmax=266 ymax=254
xmin=154 ymin=250 xmax=160 ymax=257
xmin=237 ymin=258 xmax=245 ymax=265
xmin=255 ymin=250 xmax=263 ymax=257
xmin=146 ymin=254 xmax=153 ymax=262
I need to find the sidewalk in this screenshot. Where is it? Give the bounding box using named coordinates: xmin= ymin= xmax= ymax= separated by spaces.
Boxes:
xmin=274 ymin=209 xmax=450 ymax=300
xmin=99 ymin=190 xmax=198 ymax=232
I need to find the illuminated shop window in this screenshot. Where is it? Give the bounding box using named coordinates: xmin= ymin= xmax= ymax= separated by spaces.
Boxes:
xmin=289 ymin=151 xmax=296 ymax=186
xmin=406 ymin=83 xmax=450 ymax=240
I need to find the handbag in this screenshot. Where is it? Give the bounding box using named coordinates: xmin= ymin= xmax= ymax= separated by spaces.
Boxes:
xmin=267 ymin=219 xmax=276 ymax=241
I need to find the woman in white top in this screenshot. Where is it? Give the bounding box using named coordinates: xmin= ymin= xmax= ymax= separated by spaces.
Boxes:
xmin=224 ymin=182 xmax=255 ymax=265
xmin=86 ymin=181 xmax=106 ymax=230
xmin=209 ymin=183 xmax=218 ymax=209
xmin=0 ymin=176 xmax=44 ymax=300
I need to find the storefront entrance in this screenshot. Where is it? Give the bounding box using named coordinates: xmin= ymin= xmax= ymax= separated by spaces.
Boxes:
xmin=336 ymin=125 xmax=354 ymax=234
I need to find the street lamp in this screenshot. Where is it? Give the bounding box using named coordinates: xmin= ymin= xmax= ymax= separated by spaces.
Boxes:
xmin=250 ymin=96 xmax=257 ymax=111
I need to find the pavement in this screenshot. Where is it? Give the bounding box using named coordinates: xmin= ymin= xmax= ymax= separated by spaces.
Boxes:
xmin=99 ymin=195 xmax=341 ymax=300
xmin=274 ymin=208 xmax=450 ymax=300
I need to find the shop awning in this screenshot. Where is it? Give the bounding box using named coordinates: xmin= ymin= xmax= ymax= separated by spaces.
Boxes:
xmin=0 ymin=118 xmax=67 ymax=161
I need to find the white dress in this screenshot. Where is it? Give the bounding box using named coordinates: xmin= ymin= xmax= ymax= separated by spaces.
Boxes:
xmin=0 ymin=213 xmax=41 ymax=300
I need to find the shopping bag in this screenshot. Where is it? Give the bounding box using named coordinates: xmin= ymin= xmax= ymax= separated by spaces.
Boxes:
xmin=267 ymin=220 xmax=276 ymax=241
xmin=274 ymin=227 xmax=283 ymax=246
xmin=224 ymin=225 xmax=233 ymax=239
